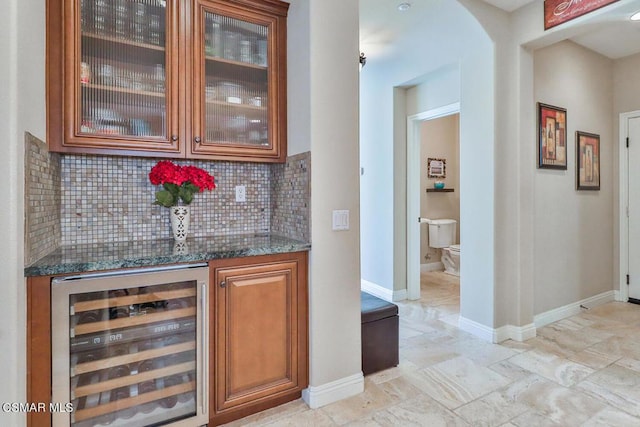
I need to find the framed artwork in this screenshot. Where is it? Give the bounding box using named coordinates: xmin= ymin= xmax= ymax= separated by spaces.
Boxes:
xmin=427 ymin=158 xmax=446 ymax=178
xmin=538 ymin=103 xmax=567 ymax=169
xmin=576 ymin=131 xmax=600 ymax=191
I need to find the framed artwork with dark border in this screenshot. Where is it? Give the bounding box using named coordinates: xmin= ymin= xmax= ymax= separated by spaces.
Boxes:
xmin=576 ymin=131 xmax=600 ymax=191
xmin=427 ymin=158 xmax=446 ymax=178
xmin=538 ymin=103 xmax=567 ymax=169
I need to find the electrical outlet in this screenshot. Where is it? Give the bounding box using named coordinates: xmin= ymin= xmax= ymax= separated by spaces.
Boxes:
xmin=235 ymin=185 xmax=246 ymax=202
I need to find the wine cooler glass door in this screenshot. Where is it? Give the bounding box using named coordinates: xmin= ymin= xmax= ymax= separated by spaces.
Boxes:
xmin=51 ymin=265 xmax=209 ymax=427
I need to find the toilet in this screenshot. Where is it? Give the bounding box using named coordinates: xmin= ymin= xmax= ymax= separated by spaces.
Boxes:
xmin=427 ymin=219 xmax=460 ymax=276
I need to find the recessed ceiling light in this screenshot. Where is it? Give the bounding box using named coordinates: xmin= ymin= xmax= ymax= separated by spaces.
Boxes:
xmin=397 ymin=2 xmax=411 ymax=12
xmin=632 ymin=11 xmax=640 ymax=21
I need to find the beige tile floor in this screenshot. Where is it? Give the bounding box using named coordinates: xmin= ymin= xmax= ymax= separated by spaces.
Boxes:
xmin=223 ymin=271 xmax=640 ymax=426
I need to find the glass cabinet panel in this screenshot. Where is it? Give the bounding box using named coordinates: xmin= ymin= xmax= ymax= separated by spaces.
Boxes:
xmin=78 ymin=0 xmax=170 ymax=141
xmin=52 ymin=267 xmax=209 ymax=427
xmin=200 ymin=11 xmax=270 ymax=148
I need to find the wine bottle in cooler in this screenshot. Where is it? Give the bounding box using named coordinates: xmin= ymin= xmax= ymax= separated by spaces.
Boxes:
xmin=75 ymin=309 xmax=102 ymax=325
xmin=158 ymin=374 xmax=182 ymax=409
xmin=137 ymin=358 xmax=159 ymax=414
xmin=108 ymin=363 xmax=136 ymax=420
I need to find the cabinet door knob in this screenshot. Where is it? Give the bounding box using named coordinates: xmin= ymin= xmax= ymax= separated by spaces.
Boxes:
xmin=194 ymin=136 xmax=201 ymax=144
xmin=171 ymin=135 xmax=178 ymax=142
xmin=220 ymin=281 xmax=226 ymax=288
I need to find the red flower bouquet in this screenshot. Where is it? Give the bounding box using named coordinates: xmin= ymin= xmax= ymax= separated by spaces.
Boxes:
xmin=149 ymin=160 xmax=216 ymax=207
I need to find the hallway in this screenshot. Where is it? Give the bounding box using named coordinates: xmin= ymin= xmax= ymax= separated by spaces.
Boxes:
xmin=223 ymin=272 xmax=640 ymax=426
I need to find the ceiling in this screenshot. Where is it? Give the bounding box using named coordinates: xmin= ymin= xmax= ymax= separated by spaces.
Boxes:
xmin=360 ymin=0 xmax=640 ymax=60
xmin=481 ymin=0 xmax=534 ymax=13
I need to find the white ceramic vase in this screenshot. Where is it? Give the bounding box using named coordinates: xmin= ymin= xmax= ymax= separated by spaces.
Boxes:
xmin=170 ymin=206 xmax=190 ymax=242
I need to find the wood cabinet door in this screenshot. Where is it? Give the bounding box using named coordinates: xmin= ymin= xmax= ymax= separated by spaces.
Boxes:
xmin=210 ymin=252 xmax=309 ymax=423
xmin=48 ymin=0 xmax=184 ymax=156
xmin=189 ymin=0 xmax=288 ymax=162
xmin=213 ymin=260 xmax=298 ymax=412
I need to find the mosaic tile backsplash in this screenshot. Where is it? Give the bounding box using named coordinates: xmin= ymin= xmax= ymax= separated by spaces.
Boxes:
xmin=271 ymin=152 xmax=310 ymax=242
xmin=24 ymin=133 xmax=62 ymax=265
xmin=24 ymin=130 xmax=309 ymax=253
xmin=61 ymin=156 xmax=269 ymax=244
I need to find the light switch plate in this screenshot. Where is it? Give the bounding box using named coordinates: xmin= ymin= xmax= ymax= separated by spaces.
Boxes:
xmin=332 ymin=210 xmax=349 ymax=231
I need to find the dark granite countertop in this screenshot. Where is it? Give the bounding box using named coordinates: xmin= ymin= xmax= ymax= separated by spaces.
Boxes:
xmin=25 ymin=234 xmax=311 ymax=277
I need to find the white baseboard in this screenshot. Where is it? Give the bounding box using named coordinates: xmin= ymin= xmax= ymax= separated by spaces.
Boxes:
xmin=420 ymin=262 xmax=444 ymax=273
xmin=614 ymin=290 xmax=624 ymax=302
xmin=302 ymin=372 xmax=364 ymax=409
xmin=460 ymin=291 xmax=614 ymax=344
xmin=494 ymin=323 xmax=537 ymax=343
xmin=458 ymin=316 xmax=495 ymax=343
xmin=361 ymin=279 xmax=407 ymax=302
xmin=534 ymin=290 xmax=615 ymax=328
xmin=459 ymin=316 xmax=536 ymax=343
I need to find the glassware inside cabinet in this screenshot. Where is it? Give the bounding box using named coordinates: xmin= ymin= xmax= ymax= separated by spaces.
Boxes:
xmin=203 ymin=11 xmax=270 ymax=147
xmin=79 ymin=0 xmax=169 ymax=140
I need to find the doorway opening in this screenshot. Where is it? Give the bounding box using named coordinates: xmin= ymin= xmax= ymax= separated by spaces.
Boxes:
xmin=407 ymin=103 xmax=460 ymax=302
xmin=619 ymin=110 xmax=640 ymax=303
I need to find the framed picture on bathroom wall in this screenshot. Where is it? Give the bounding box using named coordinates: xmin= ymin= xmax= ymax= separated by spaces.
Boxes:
xmin=576 ymin=131 xmax=600 ymax=191
xmin=427 ymin=158 xmax=446 ymax=178
xmin=538 ymin=103 xmax=567 ymax=170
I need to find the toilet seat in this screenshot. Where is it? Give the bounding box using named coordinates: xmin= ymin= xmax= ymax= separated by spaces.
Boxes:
xmin=449 ymin=244 xmax=460 ymax=253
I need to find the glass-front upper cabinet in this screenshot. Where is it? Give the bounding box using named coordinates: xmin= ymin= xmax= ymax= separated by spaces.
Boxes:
xmin=190 ymin=0 xmax=288 ymax=162
xmin=49 ymin=0 xmax=182 ymax=155
xmin=47 ymin=0 xmax=288 ymax=161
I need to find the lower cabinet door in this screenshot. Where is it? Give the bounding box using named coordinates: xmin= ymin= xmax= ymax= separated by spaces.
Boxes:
xmin=210 ymin=253 xmax=308 ymax=425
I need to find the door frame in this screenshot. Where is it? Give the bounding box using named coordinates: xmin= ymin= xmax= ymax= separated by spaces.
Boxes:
xmin=406 ymin=102 xmax=460 ymax=300
xmin=619 ymin=110 xmax=640 ymax=303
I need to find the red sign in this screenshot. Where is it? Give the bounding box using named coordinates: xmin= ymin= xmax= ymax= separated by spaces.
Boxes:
xmin=544 ymin=0 xmax=619 ymax=29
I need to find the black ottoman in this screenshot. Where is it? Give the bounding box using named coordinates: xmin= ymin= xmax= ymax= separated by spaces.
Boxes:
xmin=361 ymin=292 xmax=399 ymax=375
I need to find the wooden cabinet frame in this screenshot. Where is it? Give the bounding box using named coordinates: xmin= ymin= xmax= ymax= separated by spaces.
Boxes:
xmin=208 ymin=251 xmax=308 ymax=426
xmin=26 ymin=251 xmax=307 ymax=427
xmin=46 ymin=0 xmax=288 ymax=162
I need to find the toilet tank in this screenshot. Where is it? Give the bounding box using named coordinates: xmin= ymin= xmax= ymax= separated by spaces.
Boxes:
xmin=428 ymin=219 xmax=456 ymax=248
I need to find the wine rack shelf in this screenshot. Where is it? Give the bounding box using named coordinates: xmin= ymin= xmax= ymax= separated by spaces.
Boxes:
xmin=73 ymin=288 xmax=196 ymax=313
xmin=53 ymin=271 xmax=205 ymax=427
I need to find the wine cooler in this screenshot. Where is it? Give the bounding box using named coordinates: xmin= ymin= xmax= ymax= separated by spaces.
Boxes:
xmin=51 ymin=265 xmax=209 ymax=427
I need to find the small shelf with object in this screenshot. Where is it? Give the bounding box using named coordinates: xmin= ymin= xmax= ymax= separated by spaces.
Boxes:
xmin=426 ymin=188 xmax=455 ymax=193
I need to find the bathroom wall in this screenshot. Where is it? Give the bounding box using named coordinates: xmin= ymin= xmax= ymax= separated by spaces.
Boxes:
xmin=420 ymin=114 xmax=460 ymax=265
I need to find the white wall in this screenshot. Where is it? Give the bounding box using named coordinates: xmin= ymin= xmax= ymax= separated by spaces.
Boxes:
xmin=360 ymin=0 xmax=496 ymax=328
xmin=286 ymin=0 xmax=310 ymax=156
xmin=613 ymin=52 xmax=640 ymax=116
xmin=613 ymin=52 xmax=640 ymax=288
xmin=533 ymin=41 xmax=614 ymax=314
xmin=1 ymin=0 xmax=46 ymax=425
xmin=458 ymin=0 xmax=640 ymax=330
xmin=291 ymin=0 xmax=363 ymax=405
